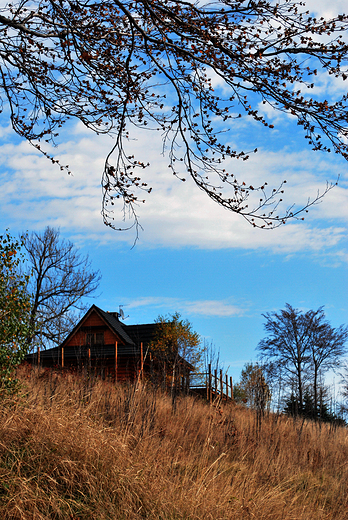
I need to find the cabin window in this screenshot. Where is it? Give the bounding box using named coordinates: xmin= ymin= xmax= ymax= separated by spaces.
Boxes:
xmin=86 ymin=332 xmax=104 ymax=346
xmin=96 ymin=333 xmax=104 ymax=345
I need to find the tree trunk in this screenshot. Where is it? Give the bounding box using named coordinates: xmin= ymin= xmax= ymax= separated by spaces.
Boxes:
xmin=313 ymin=363 xmax=318 ymax=418
xmin=297 ymin=362 xmax=303 ymax=415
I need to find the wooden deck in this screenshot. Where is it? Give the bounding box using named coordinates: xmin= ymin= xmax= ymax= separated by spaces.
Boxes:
xmin=189 ymin=365 xmax=234 ymax=403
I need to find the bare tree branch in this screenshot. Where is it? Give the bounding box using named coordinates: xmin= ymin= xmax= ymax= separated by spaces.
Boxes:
xmin=258 ymin=304 xmax=348 ymax=416
xmin=0 ymin=0 xmax=347 ymax=236
xmin=23 ymin=226 xmax=101 ymax=349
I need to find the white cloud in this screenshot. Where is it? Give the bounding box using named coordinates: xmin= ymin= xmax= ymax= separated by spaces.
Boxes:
xmin=126 ymin=296 xmax=246 ymax=317
xmin=0 ymin=119 xmax=347 ymax=255
xmin=303 ymin=0 xmax=347 ymax=17
xmin=183 ymin=300 xmax=246 ymax=317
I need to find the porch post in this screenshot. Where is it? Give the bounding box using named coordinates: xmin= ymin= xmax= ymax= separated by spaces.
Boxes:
xmin=115 ymin=341 xmax=118 ymax=382
xmin=140 ymin=342 xmax=144 ymax=380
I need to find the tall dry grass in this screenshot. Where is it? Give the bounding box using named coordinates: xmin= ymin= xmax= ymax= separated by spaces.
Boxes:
xmin=0 ymin=367 xmax=347 ymax=519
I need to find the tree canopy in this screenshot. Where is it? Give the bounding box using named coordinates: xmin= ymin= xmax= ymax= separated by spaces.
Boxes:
xmin=150 ymin=312 xmax=202 ymax=370
xmin=1 ymin=0 xmax=348 ymax=233
xmin=23 ymin=227 xmax=101 ymax=350
xmin=235 ymin=362 xmax=271 ymax=411
xmin=258 ymin=304 xmax=348 ymax=416
xmin=148 ymin=313 xmax=203 ymax=394
xmin=0 ymin=231 xmax=32 ymax=393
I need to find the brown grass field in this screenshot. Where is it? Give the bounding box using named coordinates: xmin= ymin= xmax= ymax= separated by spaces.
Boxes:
xmin=0 ymin=367 xmax=347 ymax=519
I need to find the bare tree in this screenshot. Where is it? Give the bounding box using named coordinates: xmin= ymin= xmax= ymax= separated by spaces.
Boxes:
xmin=258 ymin=304 xmax=348 ymax=416
xmin=237 ymin=362 xmax=271 ymax=411
xmin=340 ymin=363 xmax=348 ymax=419
xmin=0 ymin=0 xmax=347 ymax=235
xmin=309 ymin=309 xmax=348 ymax=413
xmin=23 ymin=227 xmax=101 ymax=349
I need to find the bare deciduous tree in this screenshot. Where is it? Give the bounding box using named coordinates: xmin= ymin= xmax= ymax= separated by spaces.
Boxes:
xmin=23 ymin=227 xmax=101 ymax=349
xmin=1 ymin=0 xmax=348 ymax=234
xmin=237 ymin=362 xmax=271 ymax=411
xmin=309 ymin=308 xmax=348 ymax=413
xmin=258 ymin=304 xmax=348 ymax=416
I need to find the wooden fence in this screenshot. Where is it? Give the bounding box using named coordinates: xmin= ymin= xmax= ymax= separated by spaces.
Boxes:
xmin=190 ymin=364 xmax=233 ymax=403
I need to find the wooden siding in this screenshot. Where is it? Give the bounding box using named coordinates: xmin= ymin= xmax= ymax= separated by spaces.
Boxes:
xmin=82 ymin=312 xmax=105 ymax=328
xmin=65 ymin=310 xmax=124 ymax=348
xmin=65 ymin=330 xmax=85 ymax=348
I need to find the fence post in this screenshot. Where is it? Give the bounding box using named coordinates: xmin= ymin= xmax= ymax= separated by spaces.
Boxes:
xmin=209 ymin=369 xmax=212 ymax=404
xmin=214 ymin=369 xmax=217 ymax=400
xmin=220 ymin=369 xmax=223 ymax=399
xmin=206 ymin=364 xmax=210 ymax=401
xmin=61 ymin=347 xmax=64 ymax=368
xmin=230 ymin=376 xmax=233 ymax=400
xmin=225 ymin=373 xmax=229 ymax=400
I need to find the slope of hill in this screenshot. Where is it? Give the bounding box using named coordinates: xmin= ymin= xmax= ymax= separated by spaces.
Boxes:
xmin=0 ymin=368 xmax=347 ymax=519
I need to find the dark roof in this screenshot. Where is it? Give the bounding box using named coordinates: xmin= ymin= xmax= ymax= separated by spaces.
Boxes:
xmin=96 ymin=306 xmax=135 ymax=345
xmin=124 ymin=323 xmax=158 ymax=348
xmin=58 ymin=304 xmax=135 ymax=348
xmin=125 ymin=323 xmax=194 ymax=370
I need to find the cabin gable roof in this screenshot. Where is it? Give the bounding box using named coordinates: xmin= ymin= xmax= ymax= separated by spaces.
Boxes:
xmin=61 ymin=304 xmax=135 ymax=348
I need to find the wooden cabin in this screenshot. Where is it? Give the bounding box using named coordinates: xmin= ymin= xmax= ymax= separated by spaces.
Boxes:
xmin=25 ymin=304 xmax=193 ymax=389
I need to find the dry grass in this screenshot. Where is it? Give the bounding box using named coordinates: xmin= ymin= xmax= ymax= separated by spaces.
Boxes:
xmin=0 ymin=367 xmax=347 ymax=519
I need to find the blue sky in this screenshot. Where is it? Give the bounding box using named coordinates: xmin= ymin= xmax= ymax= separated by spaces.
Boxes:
xmin=1 ymin=0 xmax=348 ymax=389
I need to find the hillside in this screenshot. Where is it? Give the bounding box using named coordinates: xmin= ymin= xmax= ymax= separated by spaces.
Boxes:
xmin=0 ymin=368 xmax=347 ymax=519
